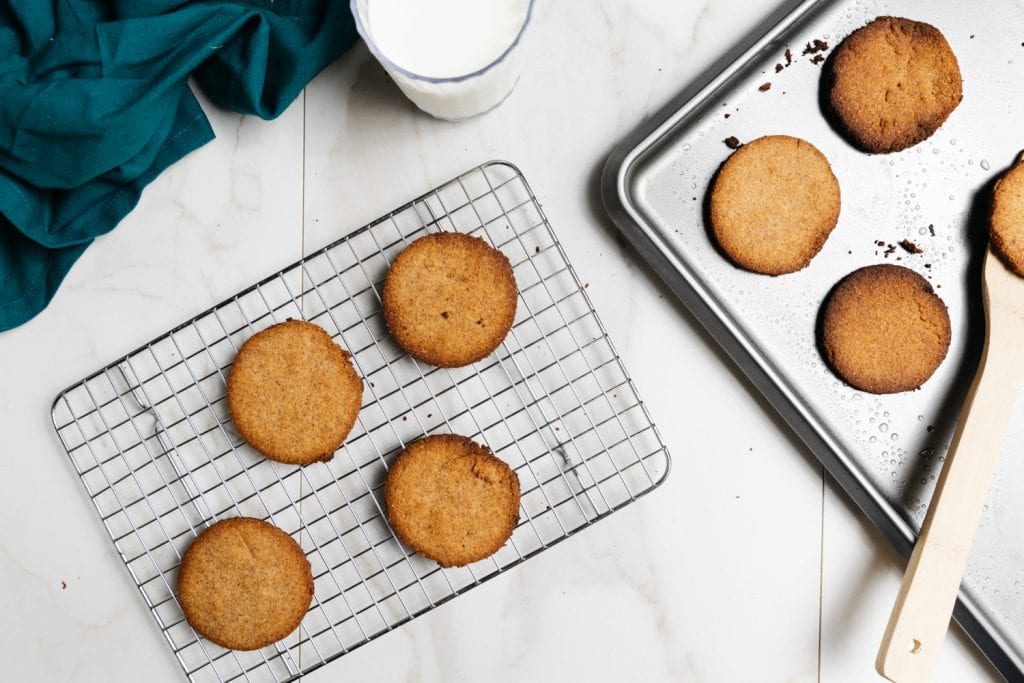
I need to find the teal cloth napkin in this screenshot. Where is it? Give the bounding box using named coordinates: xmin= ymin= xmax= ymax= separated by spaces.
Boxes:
xmin=0 ymin=0 xmax=357 ymax=332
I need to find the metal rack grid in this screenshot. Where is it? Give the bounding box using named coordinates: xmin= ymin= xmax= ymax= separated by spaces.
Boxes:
xmin=50 ymin=161 xmax=671 ymax=683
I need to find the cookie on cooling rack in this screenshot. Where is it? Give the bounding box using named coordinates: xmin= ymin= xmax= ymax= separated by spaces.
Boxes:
xmin=821 ymin=264 xmax=951 ymax=394
xmin=177 ymin=517 xmax=313 ymax=651
xmin=385 ymin=434 xmax=521 ymax=568
xmin=828 ymin=16 xmax=962 ymax=153
xmin=227 ymin=319 xmax=363 ymax=465
xmin=709 ymin=135 xmax=841 ymax=275
xmin=990 ymin=155 xmax=1024 ymax=278
xmin=382 ymin=232 xmax=518 ymax=367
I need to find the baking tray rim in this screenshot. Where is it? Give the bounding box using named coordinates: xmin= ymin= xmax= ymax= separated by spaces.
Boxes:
xmin=599 ymin=0 xmax=1021 ymax=678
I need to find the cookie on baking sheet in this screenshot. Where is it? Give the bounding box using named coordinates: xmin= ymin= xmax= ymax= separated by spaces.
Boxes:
xmin=384 ymin=434 xmax=521 ymax=568
xmin=828 ymin=16 xmax=962 ymax=153
xmin=227 ymin=319 xmax=363 ymax=465
xmin=382 ymin=232 xmax=517 ymax=367
xmin=821 ymin=264 xmax=951 ymax=394
xmin=990 ymin=155 xmax=1024 ymax=278
xmin=177 ymin=517 xmax=313 ymax=651
xmin=709 ymin=135 xmax=841 ymax=275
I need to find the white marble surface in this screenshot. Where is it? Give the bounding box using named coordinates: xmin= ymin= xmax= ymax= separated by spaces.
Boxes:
xmin=0 ymin=1 xmax=1003 ymax=681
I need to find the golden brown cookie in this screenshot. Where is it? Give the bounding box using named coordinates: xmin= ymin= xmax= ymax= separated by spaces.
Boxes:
xmin=382 ymin=232 xmax=518 ymax=367
xmin=821 ymin=265 xmax=951 ymax=394
xmin=177 ymin=517 xmax=313 ymax=651
xmin=709 ymin=135 xmax=841 ymax=275
xmin=990 ymin=155 xmax=1024 ymax=278
xmin=384 ymin=434 xmax=521 ymax=568
xmin=828 ymin=16 xmax=962 ymax=153
xmin=227 ymin=320 xmax=363 ymax=465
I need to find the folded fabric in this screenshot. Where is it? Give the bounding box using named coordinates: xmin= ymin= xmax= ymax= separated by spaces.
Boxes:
xmin=0 ymin=0 xmax=357 ymax=332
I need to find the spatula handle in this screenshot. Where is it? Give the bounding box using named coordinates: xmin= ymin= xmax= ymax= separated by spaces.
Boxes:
xmin=876 ymin=325 xmax=1024 ymax=682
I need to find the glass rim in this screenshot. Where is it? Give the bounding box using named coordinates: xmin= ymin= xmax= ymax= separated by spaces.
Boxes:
xmin=350 ymin=0 xmax=535 ymax=84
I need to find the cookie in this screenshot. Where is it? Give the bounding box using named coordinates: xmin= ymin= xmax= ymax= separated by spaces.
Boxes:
xmin=828 ymin=16 xmax=962 ymax=153
xmin=227 ymin=319 xmax=363 ymax=465
xmin=709 ymin=135 xmax=841 ymax=275
xmin=177 ymin=517 xmax=313 ymax=651
xmin=821 ymin=264 xmax=951 ymax=394
xmin=384 ymin=434 xmax=521 ymax=568
xmin=990 ymin=155 xmax=1024 ymax=277
xmin=382 ymin=232 xmax=517 ymax=367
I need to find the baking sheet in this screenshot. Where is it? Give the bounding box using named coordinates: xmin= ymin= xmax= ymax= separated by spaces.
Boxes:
xmin=603 ymin=0 xmax=1024 ymax=678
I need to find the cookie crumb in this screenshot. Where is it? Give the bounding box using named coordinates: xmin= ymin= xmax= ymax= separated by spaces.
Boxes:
xmin=928 ymin=224 xmax=936 ymax=236
xmin=535 ymin=246 xmax=540 ymax=254
xmin=759 ymin=82 xmax=772 ymax=92
xmin=61 ymin=580 xmax=67 ymax=590
xmin=785 ymin=48 xmax=794 ymax=66
xmin=724 ymin=113 xmax=731 ymax=119
xmin=811 ymin=54 xmax=825 ymax=65
xmin=775 ymin=63 xmax=784 ymax=73
xmin=900 ymin=239 xmax=924 ymax=254
xmin=724 ymin=136 xmax=742 ymax=149
xmin=803 ymin=38 xmax=829 ymax=55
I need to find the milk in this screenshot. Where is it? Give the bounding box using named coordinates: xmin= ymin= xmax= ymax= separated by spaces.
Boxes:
xmin=368 ymin=0 xmax=529 ymax=79
xmin=352 ymin=0 xmax=533 ymax=120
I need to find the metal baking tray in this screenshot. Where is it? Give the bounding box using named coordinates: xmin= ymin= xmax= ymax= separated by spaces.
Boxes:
xmin=602 ymin=0 xmax=1024 ymax=678
xmin=52 ymin=161 xmax=669 ymax=682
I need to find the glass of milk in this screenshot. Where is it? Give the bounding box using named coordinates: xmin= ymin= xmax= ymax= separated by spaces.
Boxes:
xmin=350 ymin=0 xmax=534 ymax=120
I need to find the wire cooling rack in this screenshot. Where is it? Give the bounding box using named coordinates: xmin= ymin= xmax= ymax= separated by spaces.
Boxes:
xmin=51 ymin=161 xmax=670 ymax=682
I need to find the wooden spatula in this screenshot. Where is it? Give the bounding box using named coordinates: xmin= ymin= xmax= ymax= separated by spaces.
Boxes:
xmin=876 ymin=248 xmax=1024 ymax=682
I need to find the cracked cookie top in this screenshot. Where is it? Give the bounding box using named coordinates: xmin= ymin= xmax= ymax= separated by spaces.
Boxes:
xmin=828 ymin=16 xmax=962 ymax=153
